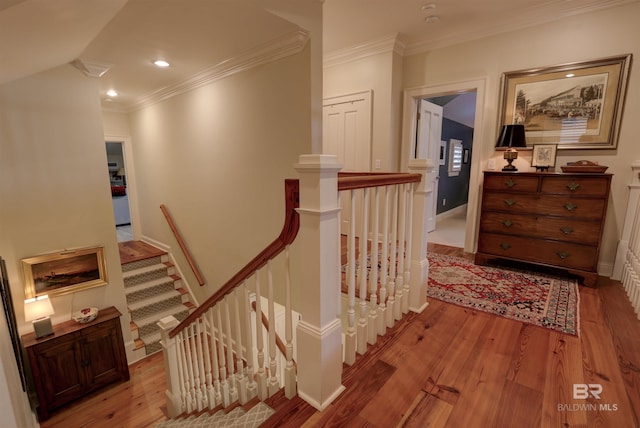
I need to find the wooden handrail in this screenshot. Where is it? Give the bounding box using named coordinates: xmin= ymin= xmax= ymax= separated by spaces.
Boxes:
xmin=338 ymin=172 xmax=422 ymax=191
xmin=170 ymin=179 xmax=300 ymax=338
xmin=160 ymin=204 xmax=206 ymax=286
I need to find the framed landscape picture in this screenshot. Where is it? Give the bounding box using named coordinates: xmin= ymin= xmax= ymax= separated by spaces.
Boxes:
xmin=22 ymin=246 xmax=108 ymax=298
xmin=498 ymin=54 xmax=632 ymax=149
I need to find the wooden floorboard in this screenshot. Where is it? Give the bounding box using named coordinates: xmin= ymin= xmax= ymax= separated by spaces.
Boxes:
xmin=36 ymin=243 xmax=640 ymax=427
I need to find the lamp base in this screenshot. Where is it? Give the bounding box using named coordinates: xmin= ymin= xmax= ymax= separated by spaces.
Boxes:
xmin=502 ymin=159 xmax=517 ymax=171
xmin=33 ymin=317 xmax=54 ymax=339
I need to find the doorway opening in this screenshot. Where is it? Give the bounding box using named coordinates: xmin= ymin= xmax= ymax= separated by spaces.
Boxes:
xmin=401 ymin=79 xmax=486 ymax=254
xmin=425 ymin=91 xmax=477 ymax=248
xmin=105 ymin=137 xmax=139 ymax=243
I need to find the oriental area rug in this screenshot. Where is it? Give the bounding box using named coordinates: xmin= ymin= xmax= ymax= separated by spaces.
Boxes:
xmin=427 ymin=253 xmax=580 ymax=336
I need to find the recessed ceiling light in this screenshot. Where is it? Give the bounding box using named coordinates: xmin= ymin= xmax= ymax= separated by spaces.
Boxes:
xmin=154 ymin=60 xmax=170 ymax=68
xmin=566 ymin=73 xmax=575 ymax=78
xmin=106 ymin=89 xmax=118 ymax=97
xmin=424 ymin=15 xmax=440 ymax=23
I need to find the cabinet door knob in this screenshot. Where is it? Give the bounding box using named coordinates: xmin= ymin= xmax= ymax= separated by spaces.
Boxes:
xmin=566 ymin=181 xmax=580 ymax=191
xmin=500 ymin=242 xmax=511 ymax=250
xmin=81 ymin=359 xmax=90 ymax=368
xmin=556 ymin=251 xmax=570 ymax=259
xmin=564 ymin=202 xmax=577 ymax=211
xmin=502 ymin=219 xmax=513 ymax=227
xmin=560 ymin=227 xmax=573 ymax=234
xmin=504 ymin=199 xmax=516 ymax=207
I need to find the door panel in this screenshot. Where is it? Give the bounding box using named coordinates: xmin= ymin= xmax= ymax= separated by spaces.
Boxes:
xmin=417 ymin=99 xmax=443 ymax=232
xmin=323 ymin=92 xmax=372 ymax=235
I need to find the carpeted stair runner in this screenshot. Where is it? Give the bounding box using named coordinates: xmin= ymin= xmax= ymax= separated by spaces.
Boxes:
xmin=155 ymin=402 xmax=275 ymax=428
xmin=122 ymin=253 xmax=193 ymax=355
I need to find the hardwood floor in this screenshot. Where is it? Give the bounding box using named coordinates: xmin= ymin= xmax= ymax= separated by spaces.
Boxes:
xmin=40 ymin=243 xmax=640 ymax=428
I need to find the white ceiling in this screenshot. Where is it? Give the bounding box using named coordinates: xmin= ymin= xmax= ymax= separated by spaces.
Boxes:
xmin=1 ymin=0 xmax=637 ymax=111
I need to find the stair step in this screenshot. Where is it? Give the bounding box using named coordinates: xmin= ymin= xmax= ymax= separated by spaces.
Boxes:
xmin=133 ymin=303 xmax=190 ymax=335
xmin=121 ymin=254 xmax=165 ymax=272
xmin=123 ymin=263 xmax=173 ymax=287
xmin=125 ymin=277 xmax=179 ymax=303
xmin=128 ymin=289 xmax=181 ymax=313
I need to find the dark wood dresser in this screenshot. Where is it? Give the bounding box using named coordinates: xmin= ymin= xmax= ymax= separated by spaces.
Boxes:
xmin=22 ymin=306 xmax=129 ymax=421
xmin=475 ymin=171 xmax=612 ymax=286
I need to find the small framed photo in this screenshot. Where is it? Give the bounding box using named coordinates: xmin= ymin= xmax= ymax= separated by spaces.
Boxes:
xmin=463 ymin=148 xmax=470 ymax=164
xmin=531 ymin=144 xmax=558 ymax=169
xmin=22 ymin=246 xmax=108 ymax=298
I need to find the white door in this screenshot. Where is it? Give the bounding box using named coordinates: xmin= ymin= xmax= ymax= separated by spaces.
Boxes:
xmin=416 ymin=99 xmax=443 ymax=232
xmin=323 ymin=91 xmax=372 ymax=234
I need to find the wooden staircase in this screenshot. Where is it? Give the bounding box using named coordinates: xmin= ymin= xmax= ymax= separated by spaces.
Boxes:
xmin=118 ymin=241 xmax=196 ymax=358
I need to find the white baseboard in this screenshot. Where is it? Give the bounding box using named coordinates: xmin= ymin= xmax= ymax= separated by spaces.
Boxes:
xmin=436 ymin=203 xmax=467 ymax=220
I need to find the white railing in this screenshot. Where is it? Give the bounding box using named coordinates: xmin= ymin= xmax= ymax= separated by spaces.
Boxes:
xmin=158 ymin=155 xmax=432 ymax=417
xmin=616 ymin=162 xmax=640 ymax=318
xmin=338 ymin=160 xmax=431 ymax=365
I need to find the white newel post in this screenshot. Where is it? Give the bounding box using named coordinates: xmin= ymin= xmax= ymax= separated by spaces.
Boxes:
xmin=294 ymin=154 xmax=346 ymax=411
xmin=612 ymin=161 xmax=640 ymax=280
xmin=159 ymin=315 xmax=182 ymax=418
xmin=408 ymin=158 xmax=432 ymax=312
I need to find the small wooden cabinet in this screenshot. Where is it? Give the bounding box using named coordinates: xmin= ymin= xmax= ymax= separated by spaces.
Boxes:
xmin=475 ymin=171 xmax=612 ymax=286
xmin=22 ymin=306 xmax=129 ymax=421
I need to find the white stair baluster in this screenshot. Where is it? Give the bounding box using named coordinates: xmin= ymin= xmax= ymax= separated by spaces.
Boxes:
xmin=284 ymin=247 xmax=297 ymax=397
xmin=387 ymin=185 xmax=398 ymax=327
xmin=216 ymin=305 xmax=230 ymax=407
xmin=201 ymin=310 xmax=215 ymax=408
xmin=208 ymin=309 xmax=221 ymax=406
xmin=344 ymin=190 xmax=357 ymax=365
xmin=242 ymin=281 xmax=257 ymax=399
xmin=233 ymin=289 xmax=248 ymax=404
xmin=267 ymin=261 xmax=279 ymax=396
xmin=254 ymin=273 xmax=268 ymax=400
xmin=378 ymin=185 xmax=390 ymax=335
xmin=194 ymin=317 xmax=206 ymax=410
xmin=357 ymin=187 xmax=369 ymax=354
xmin=402 ymin=183 xmax=413 ymax=313
xmin=368 ymin=186 xmax=379 ymax=344
xmin=395 ymin=182 xmax=407 ymax=320
xmin=224 ymin=298 xmax=238 ymax=403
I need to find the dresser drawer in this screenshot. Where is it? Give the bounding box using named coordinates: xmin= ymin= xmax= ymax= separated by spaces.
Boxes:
xmin=482 ymin=193 xmax=539 ymax=213
xmin=478 ymin=233 xmax=598 ymax=271
xmin=537 ymin=196 xmax=605 ymax=220
xmin=479 ymin=213 xmax=601 ymax=245
xmin=483 ymin=174 xmax=539 ymax=193
xmin=541 ymin=175 xmax=610 ymax=196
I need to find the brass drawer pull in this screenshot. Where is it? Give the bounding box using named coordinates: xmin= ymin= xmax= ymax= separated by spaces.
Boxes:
xmin=566 ymin=181 xmax=580 ymax=191
xmin=500 ymin=242 xmax=511 ymax=250
xmin=504 ymin=199 xmax=516 ymax=207
xmin=557 ymin=251 xmax=570 ymax=259
xmin=564 ymin=203 xmax=577 ymax=211
xmin=502 ymin=219 xmax=513 ymax=227
xmin=560 ymin=227 xmax=573 ymax=234
xmin=504 ymin=178 xmax=516 ymax=188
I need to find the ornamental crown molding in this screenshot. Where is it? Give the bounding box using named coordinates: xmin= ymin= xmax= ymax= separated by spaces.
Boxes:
xmin=127 ymin=28 xmax=309 ymax=112
xmin=323 ymin=33 xmax=407 ymax=68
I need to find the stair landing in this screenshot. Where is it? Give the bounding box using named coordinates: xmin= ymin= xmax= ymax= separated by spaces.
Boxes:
xmin=119 ymin=240 xmax=167 ymax=264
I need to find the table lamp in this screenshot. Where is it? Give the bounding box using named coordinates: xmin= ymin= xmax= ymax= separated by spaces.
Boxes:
xmin=495 ymin=124 xmax=527 ymax=171
xmin=24 ymin=295 xmax=55 ymax=339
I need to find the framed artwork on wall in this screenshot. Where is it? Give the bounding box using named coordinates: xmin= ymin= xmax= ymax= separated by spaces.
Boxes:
xmin=498 ymin=54 xmax=632 ymax=149
xmin=22 ymin=246 xmax=108 ymax=298
xmin=439 ymin=140 xmax=446 ymax=166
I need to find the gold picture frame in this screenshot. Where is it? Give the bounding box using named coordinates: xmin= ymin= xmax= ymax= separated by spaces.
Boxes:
xmin=498 ymin=54 xmax=632 ymax=149
xmin=22 ymin=246 xmax=108 ymax=298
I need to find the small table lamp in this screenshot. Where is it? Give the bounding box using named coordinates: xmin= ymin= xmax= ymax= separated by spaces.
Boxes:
xmin=25 ymin=295 xmax=55 ymax=339
xmin=496 ymin=124 xmax=527 ymax=171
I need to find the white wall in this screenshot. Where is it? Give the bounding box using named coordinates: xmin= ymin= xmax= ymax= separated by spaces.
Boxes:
xmin=0 ymin=64 xmax=131 ymax=424
xmin=404 ymin=3 xmax=640 ymax=272
xmin=127 ymin=48 xmax=312 ymax=304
